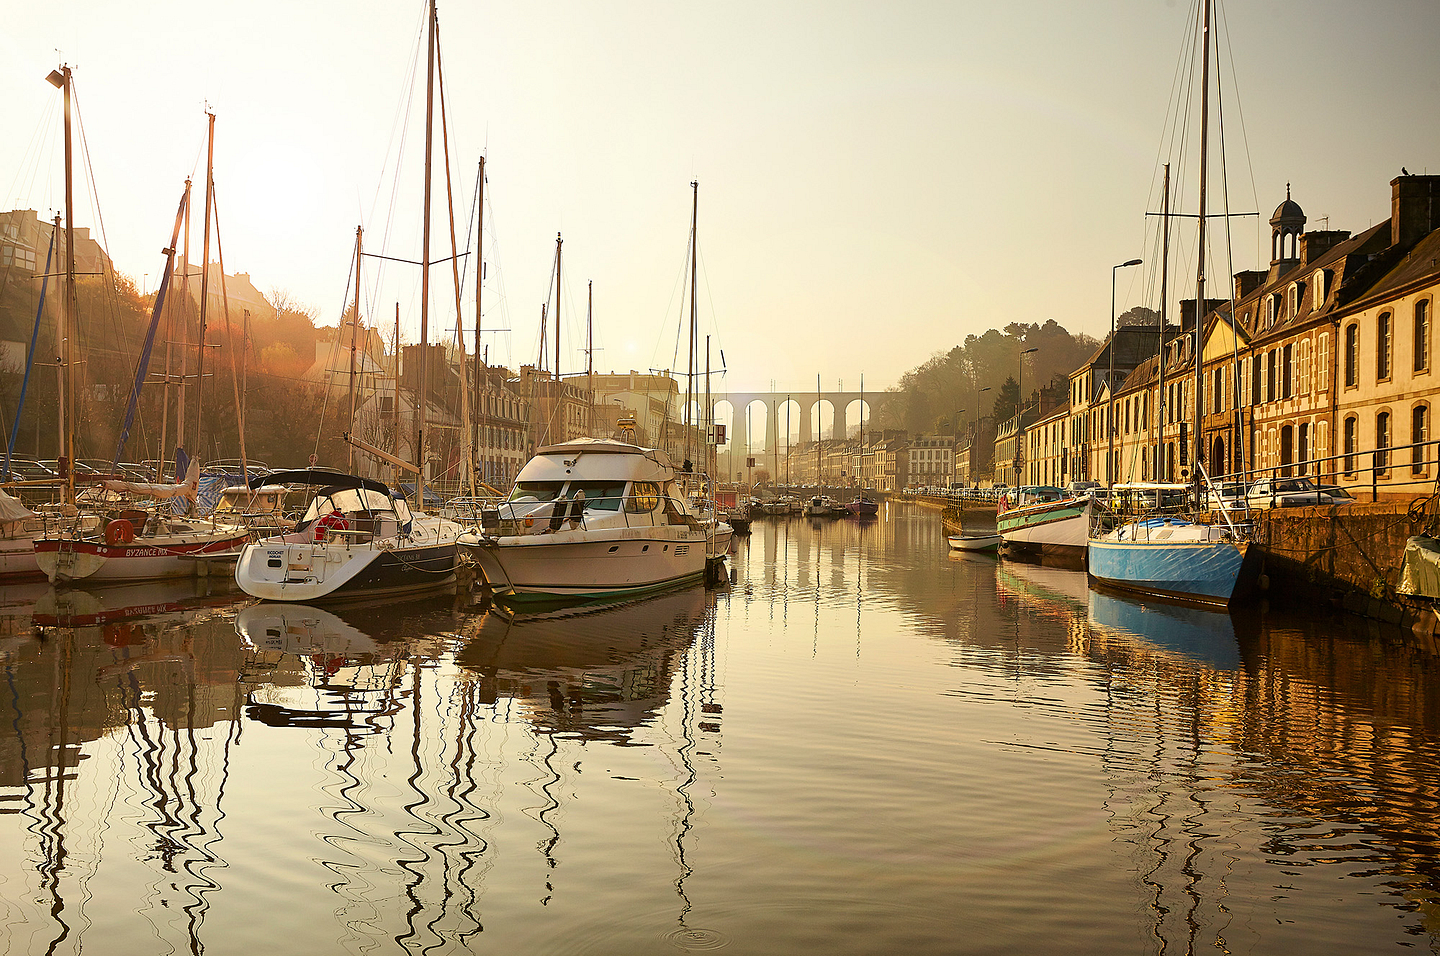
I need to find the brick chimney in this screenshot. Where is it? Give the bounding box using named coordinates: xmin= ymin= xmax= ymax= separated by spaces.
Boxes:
xmin=1301 ymin=230 xmax=1351 ymax=263
xmin=1233 ymin=271 xmax=1266 ymax=301
xmin=1392 ymin=174 xmax=1440 ymax=249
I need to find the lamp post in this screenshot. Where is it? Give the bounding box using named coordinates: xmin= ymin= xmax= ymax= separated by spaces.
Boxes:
xmin=1017 ymin=347 xmax=1038 ymax=485
xmin=1108 ymin=258 xmax=1143 ymax=485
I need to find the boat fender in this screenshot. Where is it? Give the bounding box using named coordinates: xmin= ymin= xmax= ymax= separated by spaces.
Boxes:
xmin=105 ymin=518 xmax=135 ymax=546
xmin=315 ymin=510 xmax=349 ymax=541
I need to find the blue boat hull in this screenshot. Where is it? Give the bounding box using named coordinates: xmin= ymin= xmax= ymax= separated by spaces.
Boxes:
xmin=1087 ymin=537 xmax=1252 ymax=607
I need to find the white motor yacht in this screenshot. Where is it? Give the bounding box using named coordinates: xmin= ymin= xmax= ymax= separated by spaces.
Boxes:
xmin=460 ymin=438 xmax=729 ymax=609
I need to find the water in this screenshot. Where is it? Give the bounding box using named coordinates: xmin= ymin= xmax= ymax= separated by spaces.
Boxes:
xmin=3 ymin=501 xmax=1440 ymax=954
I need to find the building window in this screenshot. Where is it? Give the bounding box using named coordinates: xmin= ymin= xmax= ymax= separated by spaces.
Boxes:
xmin=1413 ymin=405 xmax=1429 ymax=476
xmin=1280 ymin=424 xmax=1294 ymax=478
xmin=1344 ymin=324 xmax=1359 ymax=388
xmin=1313 ymin=270 xmax=1327 ymax=311
xmin=1283 ymin=344 xmax=1293 ymax=398
xmin=1266 ymin=350 xmax=1277 ymax=402
xmin=1378 ymin=311 xmax=1393 ymax=381
xmin=1376 ymin=410 xmax=1391 ymax=475
xmin=1417 ymin=300 xmax=1431 ymax=373
xmin=1344 ymin=416 xmax=1358 ymax=476
xmin=1298 ymin=422 xmax=1310 ymax=475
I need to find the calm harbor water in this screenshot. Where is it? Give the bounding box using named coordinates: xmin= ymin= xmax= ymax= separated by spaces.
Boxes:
xmin=3 ymin=501 xmax=1440 ymax=954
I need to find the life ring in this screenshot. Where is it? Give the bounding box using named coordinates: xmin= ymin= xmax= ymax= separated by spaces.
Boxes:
xmin=104 ymin=518 xmax=135 ymax=546
xmin=314 ymin=510 xmax=349 ymax=541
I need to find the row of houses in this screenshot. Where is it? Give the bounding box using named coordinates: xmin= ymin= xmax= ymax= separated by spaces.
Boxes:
xmin=1017 ymin=174 xmax=1440 ymax=499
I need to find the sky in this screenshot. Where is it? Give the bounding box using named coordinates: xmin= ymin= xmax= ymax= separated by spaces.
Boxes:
xmin=3 ymin=0 xmax=1438 ymax=398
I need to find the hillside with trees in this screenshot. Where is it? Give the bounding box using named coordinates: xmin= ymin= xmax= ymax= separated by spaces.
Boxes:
xmin=878 ymin=319 xmax=1103 ymax=435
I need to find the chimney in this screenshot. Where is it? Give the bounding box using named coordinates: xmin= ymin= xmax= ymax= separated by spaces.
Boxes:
xmin=1392 ymin=175 xmax=1440 ymax=249
xmin=1233 ymin=271 xmax=1266 ymax=301
xmin=1301 ymin=230 xmax=1351 ymax=263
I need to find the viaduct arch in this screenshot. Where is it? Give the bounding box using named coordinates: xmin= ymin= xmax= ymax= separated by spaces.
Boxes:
xmin=716 ymin=390 xmax=897 ymax=453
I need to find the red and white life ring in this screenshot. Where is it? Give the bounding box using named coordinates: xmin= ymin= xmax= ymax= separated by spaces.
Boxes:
xmin=104 ymin=518 xmax=135 ymax=546
xmin=314 ymin=510 xmax=349 ymax=541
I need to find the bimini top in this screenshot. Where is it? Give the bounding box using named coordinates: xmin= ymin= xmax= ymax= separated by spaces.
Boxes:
xmin=520 ymin=438 xmax=676 ymax=484
xmin=252 ymin=469 xmax=394 ymax=495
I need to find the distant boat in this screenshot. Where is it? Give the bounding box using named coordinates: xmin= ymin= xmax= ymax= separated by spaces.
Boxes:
xmin=948 ymin=533 xmax=1002 ymax=552
xmin=846 ymin=495 xmax=879 ymax=518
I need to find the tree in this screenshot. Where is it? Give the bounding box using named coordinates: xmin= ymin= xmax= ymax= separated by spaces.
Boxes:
xmin=991 ymin=377 xmax=1019 ymax=422
xmin=1117 ymin=306 xmax=1160 ymax=328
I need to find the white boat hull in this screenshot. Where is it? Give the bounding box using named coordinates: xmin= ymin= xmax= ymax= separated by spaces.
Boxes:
xmin=464 ymin=525 xmax=710 ymax=607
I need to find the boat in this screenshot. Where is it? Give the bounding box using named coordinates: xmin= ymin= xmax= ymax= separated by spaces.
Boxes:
xmin=804 ymin=495 xmax=842 ymax=517
xmin=1086 ymin=0 xmax=1254 ymax=608
xmin=460 ymin=438 xmax=725 ymax=610
xmin=996 ymin=485 xmax=1090 ymax=554
xmin=846 ymin=495 xmax=879 ymax=519
xmin=233 ymin=469 xmax=461 ymax=602
xmin=33 ymin=462 xmax=252 ymax=585
xmin=948 ymin=533 xmax=1002 ymax=552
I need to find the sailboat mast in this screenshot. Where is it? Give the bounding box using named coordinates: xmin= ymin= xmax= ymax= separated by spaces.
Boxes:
xmin=816 ymin=373 xmax=822 ymax=484
xmin=472 ymin=155 xmax=484 ymax=482
xmin=587 ymin=280 xmax=593 ymax=434
xmin=687 ymin=182 xmax=699 ymax=470
xmin=196 ymin=110 xmax=215 ymax=473
xmin=1192 ymin=0 xmax=1212 ymax=510
xmin=349 ymin=225 xmax=361 ymax=472
xmin=52 ymin=66 xmax=78 ymax=503
xmin=554 ymin=233 xmax=562 ymax=394
xmin=393 ymin=302 xmax=402 ymax=488
xmin=418 ymin=0 xmax=436 ymax=506
xmin=1156 ymin=163 xmax=1170 ymax=480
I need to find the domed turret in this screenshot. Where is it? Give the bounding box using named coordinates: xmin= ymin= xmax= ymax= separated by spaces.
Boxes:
xmin=1270 ymin=184 xmax=1305 ymax=264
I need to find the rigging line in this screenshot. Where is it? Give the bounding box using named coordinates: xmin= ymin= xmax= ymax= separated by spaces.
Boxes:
xmin=312 ymin=239 xmax=361 ymax=462
xmin=1213 ymin=0 xmax=1262 ymax=258
xmin=208 ymin=184 xmax=249 ymax=474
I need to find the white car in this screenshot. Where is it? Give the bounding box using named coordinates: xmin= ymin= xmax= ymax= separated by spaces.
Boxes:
xmin=1246 ymin=477 xmax=1334 ymax=509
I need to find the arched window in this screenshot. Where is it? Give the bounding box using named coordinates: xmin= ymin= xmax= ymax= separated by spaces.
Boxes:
xmin=1413 ymin=404 xmax=1429 ymax=476
xmin=1343 ymin=416 xmax=1358 ymax=476
xmin=1378 ymin=311 xmax=1393 ymax=380
xmin=1417 ymin=299 xmax=1432 ymax=373
xmin=1376 ymin=410 xmax=1391 ymax=475
xmin=1344 ymin=324 xmax=1359 ymax=388
xmin=1313 ymin=270 xmax=1327 ymax=311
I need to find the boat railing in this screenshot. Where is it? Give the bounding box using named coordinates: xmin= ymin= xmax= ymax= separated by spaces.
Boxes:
xmin=486 ymin=494 xmax=704 ymax=536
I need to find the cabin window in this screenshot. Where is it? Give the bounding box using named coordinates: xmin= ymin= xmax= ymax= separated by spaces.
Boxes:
xmin=1378 ymin=311 xmax=1393 ymax=381
xmin=1344 ymin=417 xmax=1358 ymax=476
xmin=1416 ymin=299 xmax=1432 ymax=373
xmin=1344 ymin=324 xmax=1359 ymax=388
xmin=569 ymin=480 xmax=627 ymax=511
xmin=507 ymin=481 xmax=563 ymax=503
xmin=1376 ymin=411 xmax=1391 ymax=475
xmin=1413 ymin=405 xmax=1429 ymax=476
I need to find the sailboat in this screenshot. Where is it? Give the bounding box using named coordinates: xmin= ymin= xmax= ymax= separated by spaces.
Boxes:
xmin=1086 ymin=0 xmax=1256 ymax=608
xmin=233 ymin=0 xmax=462 ymax=603
xmin=31 ymin=92 xmax=252 ymax=586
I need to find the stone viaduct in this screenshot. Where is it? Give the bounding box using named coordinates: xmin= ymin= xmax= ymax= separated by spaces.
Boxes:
xmin=713 ymin=390 xmax=898 ymax=453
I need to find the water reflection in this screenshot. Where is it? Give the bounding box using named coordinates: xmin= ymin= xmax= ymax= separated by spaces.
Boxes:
xmin=6 ymin=505 xmax=1440 ymax=952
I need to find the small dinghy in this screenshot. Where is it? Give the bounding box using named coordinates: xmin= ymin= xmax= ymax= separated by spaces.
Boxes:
xmin=948 ymin=533 xmax=1002 ymax=552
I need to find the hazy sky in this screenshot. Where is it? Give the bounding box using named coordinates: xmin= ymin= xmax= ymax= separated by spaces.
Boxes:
xmin=3 ymin=0 xmax=1437 ymax=396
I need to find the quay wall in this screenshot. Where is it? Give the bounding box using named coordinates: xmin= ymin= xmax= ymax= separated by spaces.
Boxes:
xmin=1253 ymin=499 xmax=1440 ymax=632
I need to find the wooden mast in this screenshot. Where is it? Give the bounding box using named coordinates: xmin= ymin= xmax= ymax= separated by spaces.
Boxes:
xmin=418 ymin=0 xmax=436 ymax=507
xmin=349 ymin=225 xmax=361 ymax=472
xmin=1192 ymin=0 xmax=1212 ymax=511
xmin=49 ymin=65 xmax=78 ymax=503
xmin=196 ymin=110 xmax=215 ymax=476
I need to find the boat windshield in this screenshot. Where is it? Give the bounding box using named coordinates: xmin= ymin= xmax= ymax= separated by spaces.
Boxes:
xmin=565 ymin=480 xmax=627 ymax=512
xmin=507 ymin=481 xmax=564 ymax=503
xmin=302 ymin=487 xmax=400 ymax=521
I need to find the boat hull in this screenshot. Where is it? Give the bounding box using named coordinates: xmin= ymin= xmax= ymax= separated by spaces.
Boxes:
xmin=948 ymin=533 xmax=1002 ymax=552
xmin=235 ymin=538 xmax=458 ymax=603
xmin=1087 ymin=536 xmax=1252 ymax=607
xmin=997 ymin=499 xmax=1089 ymax=551
xmin=464 ymin=526 xmax=710 ymax=609
xmin=34 ymin=530 xmax=251 ymax=585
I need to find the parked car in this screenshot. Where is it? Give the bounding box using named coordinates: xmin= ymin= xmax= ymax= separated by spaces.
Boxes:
xmin=1315 ymin=483 xmax=1357 ymax=503
xmin=1066 ymin=480 xmax=1101 ymax=498
xmin=1205 ymin=481 xmax=1250 ymax=512
xmin=1246 ymin=477 xmax=1334 ymax=508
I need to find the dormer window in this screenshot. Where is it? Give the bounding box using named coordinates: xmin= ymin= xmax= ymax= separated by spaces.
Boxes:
xmin=1312 ymin=270 xmax=1328 ymax=311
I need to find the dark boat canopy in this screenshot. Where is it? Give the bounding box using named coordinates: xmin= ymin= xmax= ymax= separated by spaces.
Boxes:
xmin=251 ymin=469 xmax=394 ymax=495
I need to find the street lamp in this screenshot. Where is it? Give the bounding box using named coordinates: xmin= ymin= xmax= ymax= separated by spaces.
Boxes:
xmin=1017 ymin=347 xmax=1038 ymax=485
xmin=1108 ymin=258 xmax=1143 ymax=484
